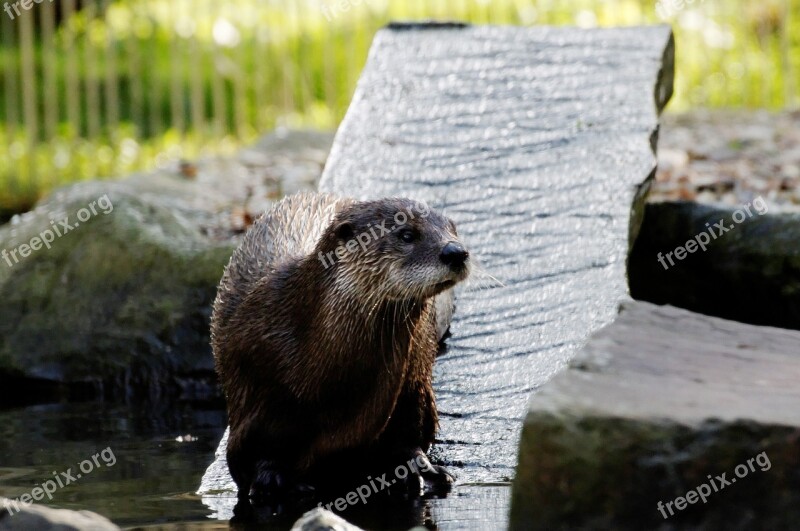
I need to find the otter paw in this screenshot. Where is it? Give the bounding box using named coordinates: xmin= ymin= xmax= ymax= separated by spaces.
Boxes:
xmin=249 ymin=465 xmax=286 ymax=502
xmin=409 ymin=450 xmax=455 ymax=493
xmin=422 ymin=464 xmax=455 ymax=487
xmin=248 ymin=462 xmax=314 ymax=504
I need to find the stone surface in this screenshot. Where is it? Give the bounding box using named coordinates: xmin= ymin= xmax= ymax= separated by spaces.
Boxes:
xmin=0 ymin=498 xmax=120 ymax=530
xmin=198 ymin=427 xmax=235 ymax=493
xmin=290 ymin=508 xmax=365 ymax=531
xmin=629 ymin=201 xmax=800 ymax=330
xmin=201 ymin=21 xmax=674 ymax=530
xmin=510 ymin=300 xmax=800 ymax=529
xmin=319 ymin=23 xmax=674 ymax=483
xmin=0 ymin=130 xmax=330 ymax=403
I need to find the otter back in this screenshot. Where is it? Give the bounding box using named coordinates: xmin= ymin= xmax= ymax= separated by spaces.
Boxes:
xmin=211 ymin=192 xmax=354 ymax=342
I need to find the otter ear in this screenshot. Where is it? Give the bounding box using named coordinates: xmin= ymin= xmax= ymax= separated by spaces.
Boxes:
xmin=333 ymin=221 xmax=354 ymax=241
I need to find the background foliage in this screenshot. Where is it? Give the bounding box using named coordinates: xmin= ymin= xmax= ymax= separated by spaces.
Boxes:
xmin=0 ymin=0 xmax=797 ymax=215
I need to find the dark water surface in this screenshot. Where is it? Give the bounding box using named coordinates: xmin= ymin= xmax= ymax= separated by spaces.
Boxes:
xmin=0 ymin=402 xmax=509 ymax=530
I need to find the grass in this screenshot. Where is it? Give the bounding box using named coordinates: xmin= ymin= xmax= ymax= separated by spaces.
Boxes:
xmin=0 ymin=0 xmax=798 ymax=216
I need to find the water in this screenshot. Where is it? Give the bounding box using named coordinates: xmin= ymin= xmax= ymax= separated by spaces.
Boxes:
xmin=0 ymin=401 xmax=226 ymax=527
xmin=0 ymin=402 xmax=509 ymax=530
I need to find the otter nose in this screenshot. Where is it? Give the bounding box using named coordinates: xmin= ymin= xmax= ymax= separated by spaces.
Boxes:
xmin=440 ymin=242 xmax=469 ymax=267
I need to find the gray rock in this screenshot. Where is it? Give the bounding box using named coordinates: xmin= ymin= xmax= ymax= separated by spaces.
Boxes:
xmin=198 ymin=427 xmax=235 ymax=494
xmin=0 ymin=178 xmax=234 ymax=401
xmin=629 ymin=201 xmax=800 ymax=330
xmin=0 ymin=498 xmax=119 ymax=530
xmin=0 ymin=130 xmax=329 ymax=402
xmin=290 ymin=508 xmax=364 ymax=531
xmin=510 ymin=300 xmax=800 ymax=529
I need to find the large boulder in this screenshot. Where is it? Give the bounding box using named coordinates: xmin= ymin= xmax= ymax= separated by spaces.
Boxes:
xmin=0 ymin=130 xmax=331 ymax=403
xmin=630 ymin=200 xmax=800 ymax=330
xmin=0 ymin=178 xmax=235 ymax=401
xmin=510 ymin=300 xmax=800 ymax=529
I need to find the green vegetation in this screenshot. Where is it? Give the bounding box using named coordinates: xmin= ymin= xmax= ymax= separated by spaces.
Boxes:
xmin=0 ymin=0 xmax=797 ymax=215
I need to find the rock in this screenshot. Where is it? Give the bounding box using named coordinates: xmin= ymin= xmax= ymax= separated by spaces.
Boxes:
xmin=0 ymin=178 xmax=235 ymax=402
xmin=629 ymin=201 xmax=800 ymax=330
xmin=0 ymin=130 xmax=330 ymax=403
xmin=239 ymin=127 xmax=334 ymax=198
xmin=0 ymin=498 xmax=119 ymax=530
xmin=510 ymin=300 xmax=800 ymax=529
xmin=198 ymin=427 xmax=235 ymax=494
xmin=319 ymin=22 xmax=674 ymax=483
xmin=290 ymin=508 xmax=364 ymax=531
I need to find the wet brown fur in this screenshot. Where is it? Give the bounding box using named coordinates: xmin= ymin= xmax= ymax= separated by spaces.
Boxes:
xmin=211 ymin=192 xmax=469 ymax=499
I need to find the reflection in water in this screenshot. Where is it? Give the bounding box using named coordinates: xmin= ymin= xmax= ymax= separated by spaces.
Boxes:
xmin=0 ymin=403 xmax=509 ymax=530
xmin=199 ymin=484 xmax=510 ymax=530
xmin=228 ymin=489 xmax=437 ymax=530
xmin=0 ymin=401 xmax=227 ymax=527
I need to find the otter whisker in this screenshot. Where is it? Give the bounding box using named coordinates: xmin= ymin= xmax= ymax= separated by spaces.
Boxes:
xmin=463 ymin=260 xmax=504 ymax=292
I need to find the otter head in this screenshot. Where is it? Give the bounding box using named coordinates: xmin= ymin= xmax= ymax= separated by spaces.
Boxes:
xmin=316 ymin=198 xmax=470 ymax=303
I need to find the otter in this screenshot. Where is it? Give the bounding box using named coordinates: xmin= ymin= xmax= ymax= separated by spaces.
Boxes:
xmin=211 ymin=192 xmax=470 ymax=502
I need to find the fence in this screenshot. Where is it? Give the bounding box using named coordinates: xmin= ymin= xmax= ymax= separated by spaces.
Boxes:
xmin=0 ymin=0 xmax=797 ymax=215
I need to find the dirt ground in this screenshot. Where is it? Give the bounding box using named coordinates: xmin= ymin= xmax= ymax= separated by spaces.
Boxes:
xmin=653 ymin=110 xmax=800 ymax=212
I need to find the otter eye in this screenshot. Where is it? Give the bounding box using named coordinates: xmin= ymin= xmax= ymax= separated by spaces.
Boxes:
xmin=334 ymin=222 xmax=354 ymax=240
xmin=398 ymin=228 xmax=417 ymax=243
